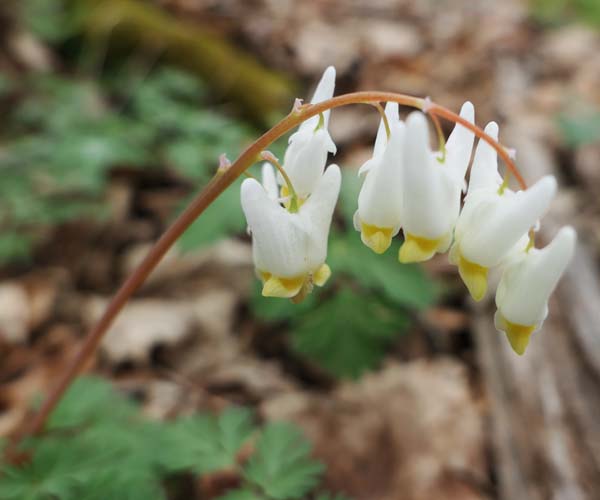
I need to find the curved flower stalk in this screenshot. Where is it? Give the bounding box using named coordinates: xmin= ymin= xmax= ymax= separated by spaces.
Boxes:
xmin=279 ymin=66 xmax=337 ymax=201
xmin=354 ymin=103 xmax=405 ymax=254
xmin=242 ymin=164 xmax=341 ymax=302
xmin=449 ymin=122 xmax=557 ymax=301
xmin=399 ymin=102 xmax=475 ymax=263
xmin=495 ymin=226 xmax=576 ymax=355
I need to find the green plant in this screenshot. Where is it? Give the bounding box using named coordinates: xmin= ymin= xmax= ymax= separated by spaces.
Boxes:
xmin=0 ymin=377 xmax=347 ymax=500
xmin=530 ymin=0 xmax=600 ymax=27
xmin=0 ymin=67 xmax=251 ymax=264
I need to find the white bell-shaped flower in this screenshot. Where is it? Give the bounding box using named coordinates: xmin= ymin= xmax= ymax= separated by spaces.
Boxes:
xmin=449 ymin=122 xmax=558 ymax=301
xmin=353 ymin=103 xmax=404 ymax=254
xmin=241 ymin=164 xmax=341 ymax=301
xmin=280 ymin=66 xmax=337 ymax=200
xmin=494 ymin=226 xmax=576 ymax=355
xmin=399 ymin=102 xmax=475 ymax=263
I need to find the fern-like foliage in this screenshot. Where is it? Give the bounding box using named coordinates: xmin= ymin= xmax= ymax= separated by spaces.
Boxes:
xmin=243 ymin=422 xmax=324 ymax=499
xmin=0 ymin=65 xmax=252 ymax=264
xmin=0 ymin=377 xmax=345 ymax=500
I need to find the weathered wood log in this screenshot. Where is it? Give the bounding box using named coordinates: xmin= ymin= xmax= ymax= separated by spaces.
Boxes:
xmin=78 ymin=0 xmax=296 ymax=124
xmin=475 ymin=118 xmax=600 ymax=499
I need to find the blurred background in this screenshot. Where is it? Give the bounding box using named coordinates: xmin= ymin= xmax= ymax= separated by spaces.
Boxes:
xmin=1 ymin=0 xmax=600 ymax=499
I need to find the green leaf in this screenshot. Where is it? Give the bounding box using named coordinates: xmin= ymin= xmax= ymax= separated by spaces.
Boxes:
xmin=244 ymin=422 xmax=323 ymax=500
xmin=329 ymin=232 xmax=436 ymax=309
xmin=164 ymin=408 xmax=255 ymax=474
xmin=217 ymin=489 xmax=264 ymax=500
xmin=290 ymin=289 xmax=409 ymax=379
xmin=2 ymin=378 xmax=167 ymax=500
xmin=177 ymin=178 xmax=247 ymax=250
xmin=47 ymin=377 xmax=137 ymax=430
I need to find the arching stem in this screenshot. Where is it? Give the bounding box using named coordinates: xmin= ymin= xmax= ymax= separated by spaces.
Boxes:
xmin=9 ymin=90 xmax=527 ymax=456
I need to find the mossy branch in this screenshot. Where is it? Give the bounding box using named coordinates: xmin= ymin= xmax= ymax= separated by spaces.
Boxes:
xmin=79 ymin=0 xmax=296 ymax=123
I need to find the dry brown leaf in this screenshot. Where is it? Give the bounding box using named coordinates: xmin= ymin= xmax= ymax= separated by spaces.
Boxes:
xmin=263 ymin=359 xmax=487 ymax=500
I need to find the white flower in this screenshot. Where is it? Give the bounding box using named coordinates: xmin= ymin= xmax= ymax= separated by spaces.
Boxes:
xmin=494 ymin=226 xmax=576 ymax=355
xmin=353 ymin=102 xmax=404 ymax=254
xmin=280 ymin=66 xmax=337 ymax=200
xmin=260 ymin=162 xmax=279 ymax=201
xmin=449 ymin=122 xmax=558 ymax=301
xmin=241 ymin=164 xmax=341 ymax=300
xmin=399 ymin=102 xmax=475 ymax=263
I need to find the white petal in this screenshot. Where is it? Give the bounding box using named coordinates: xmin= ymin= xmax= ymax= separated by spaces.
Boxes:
xmin=261 ymin=163 xmax=279 ymax=200
xmin=241 ymin=178 xmax=310 ymax=277
xmin=496 ymin=226 xmax=576 ymax=326
xmin=301 ymin=66 xmax=336 ymax=131
xmin=300 ymin=164 xmax=342 ymax=269
xmin=358 ymin=125 xmax=404 ymax=230
xmin=461 ymin=176 xmax=557 ymax=266
xmin=402 ymin=111 xmax=462 ymax=239
xmin=283 ymin=128 xmax=336 ymax=198
xmin=445 ymin=101 xmax=475 ymax=178
xmin=468 ymin=121 xmax=503 ymax=193
xmin=373 ymin=102 xmax=400 ymax=158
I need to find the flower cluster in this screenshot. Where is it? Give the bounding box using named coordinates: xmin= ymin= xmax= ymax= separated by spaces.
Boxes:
xmin=240 ymin=67 xmax=576 ymax=355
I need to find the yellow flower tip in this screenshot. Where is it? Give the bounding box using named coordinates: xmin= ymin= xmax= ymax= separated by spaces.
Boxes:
xmin=313 ymin=263 xmax=331 ymax=287
xmin=360 ymin=223 xmax=393 ymax=254
xmin=505 ymin=322 xmax=536 ymax=356
xmin=399 ymin=233 xmax=442 ymax=263
xmin=262 ymin=275 xmax=305 ymax=299
xmin=457 ymin=255 xmax=489 ymax=302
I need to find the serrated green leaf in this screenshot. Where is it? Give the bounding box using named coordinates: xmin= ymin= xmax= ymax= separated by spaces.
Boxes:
xmin=290 ymin=289 xmax=409 ymax=379
xmin=244 ymin=422 xmax=323 ymax=500
xmin=163 ymin=408 xmax=254 ymax=474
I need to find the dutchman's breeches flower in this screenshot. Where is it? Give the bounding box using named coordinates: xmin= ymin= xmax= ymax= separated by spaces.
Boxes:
xmin=237 ymin=67 xmax=576 ymax=355
xmin=354 ymin=103 xmax=405 ymax=254
xmin=241 ymin=164 xmax=341 ymax=302
xmin=399 ymin=102 xmax=475 ymax=263
xmin=449 ymin=122 xmax=557 ymax=301
xmin=494 ymin=226 xmax=576 ymax=355
xmin=280 ymin=66 xmax=337 ymax=200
